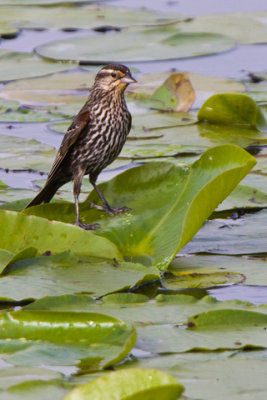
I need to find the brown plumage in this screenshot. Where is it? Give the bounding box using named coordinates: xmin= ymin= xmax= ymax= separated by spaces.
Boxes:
xmin=25 ymin=64 xmax=136 ymax=229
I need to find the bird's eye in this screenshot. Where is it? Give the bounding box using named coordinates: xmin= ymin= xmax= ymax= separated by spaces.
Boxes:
xmin=111 ymin=72 xmax=116 ymax=78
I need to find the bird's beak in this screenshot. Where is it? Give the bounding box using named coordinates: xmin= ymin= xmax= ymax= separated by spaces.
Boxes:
xmin=120 ymin=73 xmax=137 ymax=84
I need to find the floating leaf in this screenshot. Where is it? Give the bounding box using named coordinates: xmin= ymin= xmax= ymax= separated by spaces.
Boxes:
xmin=170 ymin=254 xmax=267 ymax=286
xmin=0 ymin=253 xmax=160 ymax=301
xmin=178 ymin=12 xmax=267 ymax=44
xmin=24 ymin=145 xmax=256 ymax=270
xmin=217 ymin=184 xmax=267 ymax=211
xmin=0 ymin=246 xmax=37 ymax=275
xmin=136 ymin=309 xmax=267 ymax=353
xmin=35 ymin=29 xmax=235 ymax=63
xmin=163 ymin=269 xmax=244 ymax=289
xmin=182 ymin=209 xmax=267 ymax=255
xmin=126 ymin=353 xmax=267 ymax=400
xmin=0 ymin=310 xmax=136 ymax=370
xmin=63 ymin=368 xmax=183 ymax=400
xmin=0 ymin=50 xmax=77 ymax=82
xmin=198 ymin=93 xmax=267 ymax=130
xmin=0 ymin=5 xmax=178 ymax=30
xmin=0 ymin=210 xmax=120 ymax=260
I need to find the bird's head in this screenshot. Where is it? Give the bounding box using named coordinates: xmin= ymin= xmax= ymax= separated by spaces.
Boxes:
xmin=94 ymin=64 xmax=136 ymax=93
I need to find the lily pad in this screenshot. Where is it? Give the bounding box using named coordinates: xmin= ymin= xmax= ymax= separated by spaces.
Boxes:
xmin=169 ymin=254 xmax=267 ymax=286
xmin=0 ymin=22 xmax=19 ymax=38
xmin=0 ymin=309 xmax=136 ymax=370
xmin=182 ymin=209 xmax=267 ymax=255
xmin=23 ymin=145 xmax=256 ymax=270
xmin=217 ymin=184 xmax=267 ymax=211
xmin=0 ymin=5 xmax=179 ymax=30
xmin=136 ymin=309 xmax=267 ymax=353
xmin=25 ymin=293 xmax=261 ymax=328
xmin=0 ymin=209 xmax=120 ymax=260
xmin=35 ymin=29 xmax=235 ymax=63
xmin=178 ymin=12 xmax=267 ymax=44
xmin=126 ymin=353 xmax=267 ymax=400
xmin=0 ymin=50 xmax=77 ymax=82
xmin=0 ymin=252 xmax=160 ymax=301
xmin=198 ymin=93 xmax=267 ymax=130
xmin=63 ymin=369 xmax=184 ymax=400
xmin=0 ymin=135 xmax=56 ymax=173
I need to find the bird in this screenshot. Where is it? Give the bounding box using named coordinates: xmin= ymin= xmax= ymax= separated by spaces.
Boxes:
xmin=25 ymin=64 xmax=136 ymax=230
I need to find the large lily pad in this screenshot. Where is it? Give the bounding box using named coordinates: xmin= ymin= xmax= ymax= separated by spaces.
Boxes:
xmin=24 ymin=145 xmax=256 ymax=270
xmin=0 ymin=309 xmax=136 ymax=370
xmin=0 ymin=210 xmax=120 ymax=259
xmin=0 ymin=135 xmax=56 ymax=173
xmin=182 ymin=209 xmax=267 ymax=255
xmin=178 ymin=12 xmax=267 ymax=44
xmin=63 ymin=369 xmax=184 ymax=400
xmin=35 ymin=29 xmax=235 ymax=63
xmin=136 ymin=309 xmax=267 ymax=353
xmin=25 ymin=293 xmax=261 ymax=327
xmin=0 ymin=50 xmax=77 ymax=82
xmin=0 ymin=5 xmax=179 ymax=30
xmin=126 ymin=353 xmax=267 ymax=400
xmin=0 ymin=252 xmax=160 ymax=301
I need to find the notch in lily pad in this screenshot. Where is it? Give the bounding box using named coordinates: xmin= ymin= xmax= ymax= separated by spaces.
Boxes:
xmin=198 ymin=93 xmax=267 ymax=130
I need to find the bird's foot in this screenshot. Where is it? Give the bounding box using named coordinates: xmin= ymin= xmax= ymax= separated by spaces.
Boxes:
xmin=89 ymin=201 xmax=131 ymax=215
xmin=74 ymin=219 xmax=100 ymax=230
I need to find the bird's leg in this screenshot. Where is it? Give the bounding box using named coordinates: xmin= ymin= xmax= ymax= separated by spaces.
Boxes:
xmin=89 ymin=176 xmax=130 ymax=215
xmin=73 ymin=171 xmax=99 ymax=230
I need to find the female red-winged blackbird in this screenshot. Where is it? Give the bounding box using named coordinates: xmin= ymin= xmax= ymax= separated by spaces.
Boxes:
xmin=25 ymin=64 xmax=136 ymax=230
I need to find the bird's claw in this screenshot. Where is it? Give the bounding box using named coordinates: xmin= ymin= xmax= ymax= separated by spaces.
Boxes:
xmin=74 ymin=220 xmax=100 ymax=230
xmin=89 ymin=201 xmax=131 ymax=215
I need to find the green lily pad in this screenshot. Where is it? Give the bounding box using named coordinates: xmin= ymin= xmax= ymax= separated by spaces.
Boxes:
xmin=3 ymin=379 xmax=70 ymax=400
xmin=0 ymin=5 xmax=179 ymax=30
xmin=136 ymin=309 xmax=267 ymax=353
xmin=178 ymin=12 xmax=267 ymax=44
xmin=163 ymin=269 xmax=244 ymax=289
xmin=0 ymin=246 xmax=37 ymax=274
xmin=0 ymin=22 xmax=19 ymax=38
xmin=126 ymin=353 xmax=267 ymax=400
xmin=170 ymin=254 xmax=267 ymax=286
xmin=63 ymin=369 xmax=184 ymax=400
xmin=0 ymin=210 xmax=120 ymax=260
xmin=35 ymin=29 xmax=235 ymax=63
xmin=0 ymin=309 xmax=136 ymax=370
xmin=0 ymin=50 xmax=77 ymax=82
xmin=0 ymin=366 xmax=62 ymax=391
xmin=217 ymin=184 xmax=267 ymax=211
xmin=182 ymin=209 xmax=267 ymax=255
xmin=0 ymin=252 xmax=160 ymax=301
xmin=25 ymin=293 xmax=261 ymax=328
xmin=24 ymin=145 xmax=256 ymax=270
xmin=0 ymin=135 xmax=56 ymax=173
xmin=198 ymin=93 xmax=267 ymax=130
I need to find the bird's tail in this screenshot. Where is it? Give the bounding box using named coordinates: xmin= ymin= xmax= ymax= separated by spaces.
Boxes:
xmin=25 ymin=181 xmax=61 ymax=209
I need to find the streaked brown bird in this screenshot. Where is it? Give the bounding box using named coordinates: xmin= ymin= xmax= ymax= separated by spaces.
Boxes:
xmin=25 ymin=64 xmax=136 ymax=229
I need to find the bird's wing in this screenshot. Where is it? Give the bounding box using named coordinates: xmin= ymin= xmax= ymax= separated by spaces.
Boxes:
xmin=47 ymin=109 xmax=90 ymax=180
